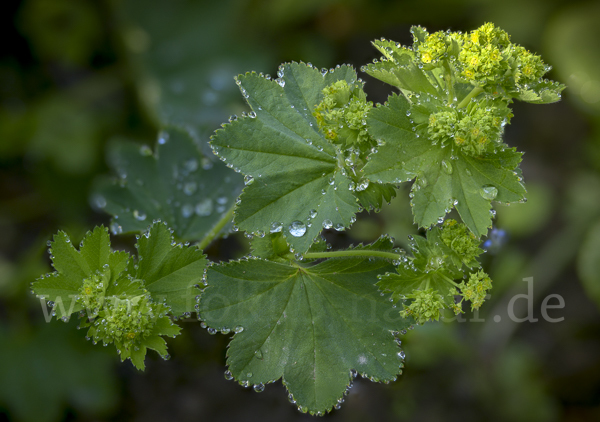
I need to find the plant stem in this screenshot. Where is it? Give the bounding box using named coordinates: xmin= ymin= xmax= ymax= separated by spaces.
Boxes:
xmin=457 ymin=86 xmax=483 ymax=109
xmin=197 ymin=203 xmax=236 ymax=250
xmin=302 ymin=250 xmax=402 ymax=261
xmin=442 ymin=61 xmax=455 ymax=104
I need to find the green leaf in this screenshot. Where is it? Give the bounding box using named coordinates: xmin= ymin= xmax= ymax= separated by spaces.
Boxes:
xmin=511 ymin=79 xmax=566 ymax=104
xmin=94 ymin=127 xmax=243 ymax=242
xmin=354 ymin=180 xmax=397 ymax=211
xmin=32 ymin=227 xmax=130 ymax=319
xmin=199 ymin=238 xmax=410 ymax=415
xmin=249 ymin=232 xmax=292 ymax=261
xmin=363 ymin=39 xmax=439 ymax=96
xmin=136 ymin=222 xmax=208 ymax=315
xmin=210 ymin=62 xmax=362 ymax=253
xmin=363 ymin=94 xmax=526 ymax=237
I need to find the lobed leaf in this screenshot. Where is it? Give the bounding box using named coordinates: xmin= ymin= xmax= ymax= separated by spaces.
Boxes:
xmin=136 ymin=222 xmax=207 ymax=315
xmin=210 ymin=62 xmax=362 ymax=253
xmin=363 ymin=94 xmax=526 ymax=237
xmin=199 ymin=237 xmax=411 ymax=415
xmin=94 ymin=127 xmax=243 ymax=242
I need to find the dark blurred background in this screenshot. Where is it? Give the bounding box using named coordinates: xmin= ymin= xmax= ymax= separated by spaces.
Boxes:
xmin=1 ymin=0 xmax=600 ymax=421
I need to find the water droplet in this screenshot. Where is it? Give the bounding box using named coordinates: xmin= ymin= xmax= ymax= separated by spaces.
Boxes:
xmin=201 ymin=157 xmax=213 ymax=170
xmin=138 ymin=144 xmax=153 ymax=156
xmin=441 ymin=160 xmax=453 ymax=175
xmin=110 ymin=221 xmax=123 ymax=235
xmin=253 ymin=383 xmax=265 ymax=393
xmin=158 ymin=131 xmax=169 ymax=145
xmin=270 ymin=222 xmax=283 ymax=233
xmin=480 ymin=185 xmax=498 ymax=200
xmin=92 ymin=194 xmax=107 ymax=209
xmin=184 ymin=158 xmax=198 ymax=172
xmin=181 ymin=204 xmax=194 ymax=218
xmin=195 ymin=199 xmax=213 ymax=216
xmin=207 ymin=327 xmax=217 ymax=335
xmin=224 ymin=370 xmax=233 ymax=380
xmin=183 ymin=182 xmax=197 ymax=195
xmin=248 ymin=111 xmax=256 ymax=118
xmin=132 ymin=209 xmax=147 ymax=221
xmin=309 ymin=209 xmax=317 ymax=219
xmin=254 ymin=349 xmax=263 ymax=360
xmin=322 ymin=219 xmax=333 ymax=229
xmin=418 ymin=176 xmax=428 ymax=188
xmin=288 ymin=221 xmax=306 ymax=237
xmin=234 ymin=326 xmax=244 ymax=333
xmin=398 ymin=351 xmax=406 ymax=360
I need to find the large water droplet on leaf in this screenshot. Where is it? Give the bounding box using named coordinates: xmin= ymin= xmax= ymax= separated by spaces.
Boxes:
xmin=480 ymin=185 xmax=498 ymax=200
xmin=288 ymin=221 xmax=306 ymax=237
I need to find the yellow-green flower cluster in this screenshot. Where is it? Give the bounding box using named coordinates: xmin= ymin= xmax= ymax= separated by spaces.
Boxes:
xmin=459 ymin=23 xmax=510 ymax=83
xmin=458 ymin=22 xmax=550 ymax=90
xmin=91 ymin=295 xmax=162 ymax=352
xmin=313 ymin=80 xmax=372 ymax=145
xmin=400 ymin=288 xmax=446 ymax=325
xmin=78 ymin=270 xmax=108 ymax=318
xmin=419 ymin=31 xmax=449 ymax=64
xmin=440 ymin=219 xmax=481 ymax=262
xmin=425 ymin=100 xmax=512 ymax=156
xmin=427 ymin=111 xmax=457 ymax=144
xmin=457 ymin=270 xmax=493 ymax=310
xmin=455 ymin=102 xmax=512 ymax=156
xmin=512 ymin=45 xmax=547 ymax=85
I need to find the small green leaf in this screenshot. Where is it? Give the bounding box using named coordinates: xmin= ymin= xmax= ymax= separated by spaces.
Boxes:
xmin=363 ymin=38 xmax=439 ymax=96
xmin=211 ymin=62 xmax=362 ymax=253
xmin=94 ymin=127 xmax=243 ymax=242
xmin=32 ymin=227 xmax=130 ymax=319
xmin=136 ymin=222 xmax=208 ymax=315
xmin=249 ymin=232 xmax=292 ymax=261
xmin=511 ymin=79 xmax=566 ymax=104
xmin=199 ymin=237 xmax=410 ymax=415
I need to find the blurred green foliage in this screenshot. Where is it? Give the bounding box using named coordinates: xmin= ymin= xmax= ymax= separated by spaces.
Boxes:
xmin=1 ymin=0 xmax=600 ymax=420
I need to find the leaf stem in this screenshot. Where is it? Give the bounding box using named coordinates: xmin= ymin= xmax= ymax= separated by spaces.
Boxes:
xmin=197 ymin=203 xmax=236 ymax=250
xmin=302 ymin=250 xmax=402 ymax=261
xmin=442 ymin=61 xmax=455 ymax=104
xmin=457 ymin=86 xmax=483 ymax=109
